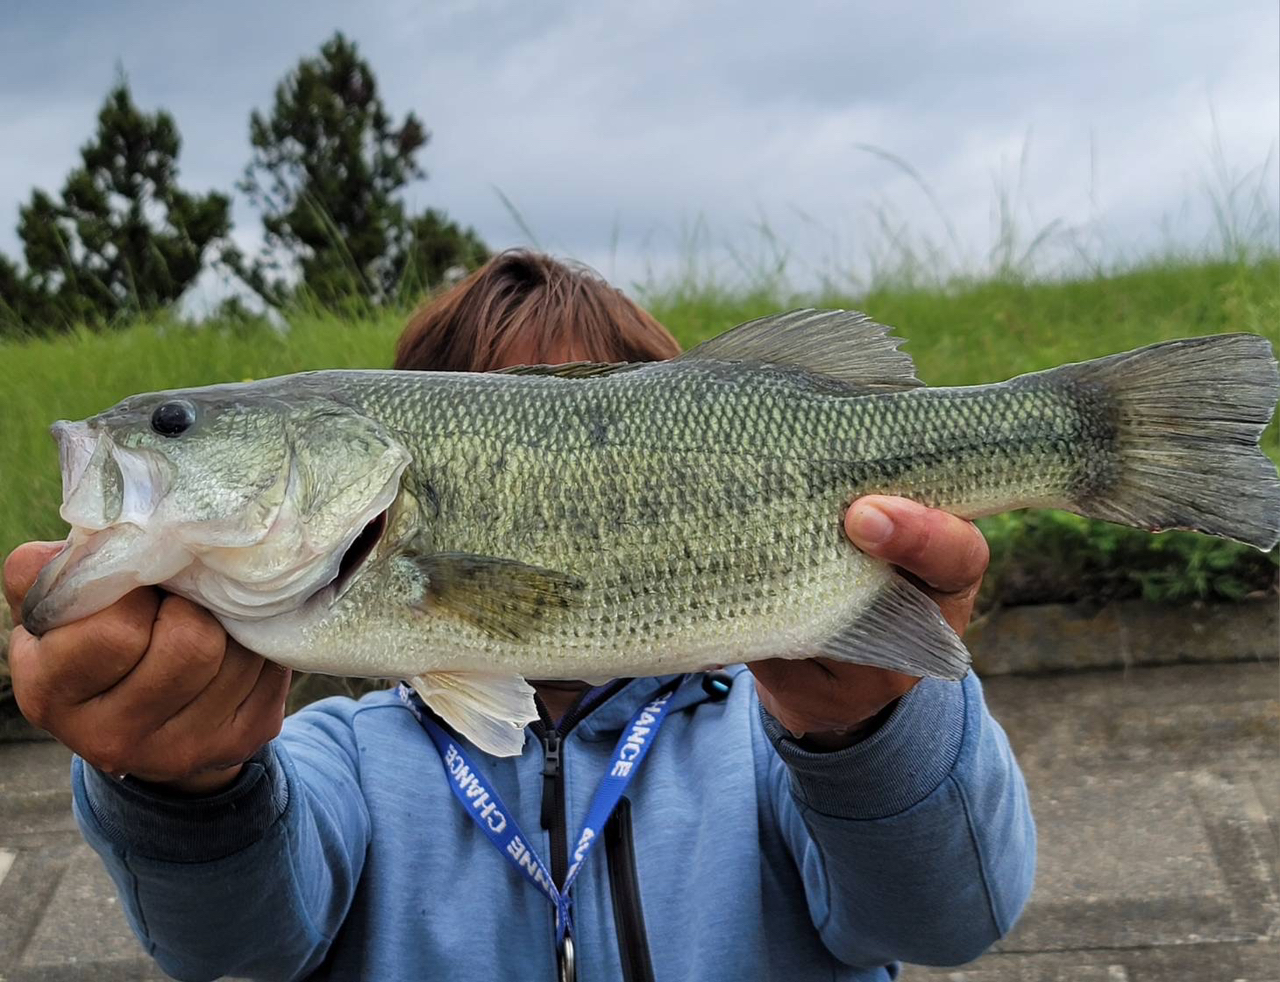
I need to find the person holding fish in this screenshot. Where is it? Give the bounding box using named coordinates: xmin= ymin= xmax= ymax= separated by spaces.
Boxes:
xmin=6 ymin=250 xmax=1277 ymax=980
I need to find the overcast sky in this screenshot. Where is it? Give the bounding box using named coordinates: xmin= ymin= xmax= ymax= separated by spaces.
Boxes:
xmin=1 ymin=0 xmax=1276 ymax=305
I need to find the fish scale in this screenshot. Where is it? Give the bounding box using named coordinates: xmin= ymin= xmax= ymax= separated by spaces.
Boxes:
xmin=286 ymin=366 xmax=1130 ymax=674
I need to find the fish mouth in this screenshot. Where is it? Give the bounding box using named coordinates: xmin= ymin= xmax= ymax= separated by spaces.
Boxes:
xmin=329 ymin=509 xmax=388 ymax=599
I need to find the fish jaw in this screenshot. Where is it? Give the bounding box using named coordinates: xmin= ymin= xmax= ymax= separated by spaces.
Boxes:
xmin=20 ymin=525 xmax=192 ymax=637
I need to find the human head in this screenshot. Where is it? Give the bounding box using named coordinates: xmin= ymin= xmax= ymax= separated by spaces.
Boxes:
xmin=394 ymin=249 xmax=681 ymax=372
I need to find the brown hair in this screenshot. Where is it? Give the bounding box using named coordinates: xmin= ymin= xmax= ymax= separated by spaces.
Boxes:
xmin=394 ymin=249 xmax=681 ymax=372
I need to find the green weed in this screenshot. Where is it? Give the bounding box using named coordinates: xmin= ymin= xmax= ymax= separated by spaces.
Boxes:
xmin=0 ymin=257 xmax=1276 ymax=604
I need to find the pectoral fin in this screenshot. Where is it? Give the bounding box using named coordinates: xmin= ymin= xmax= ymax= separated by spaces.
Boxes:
xmin=409 ymin=551 xmax=583 ymax=642
xmin=410 ymin=671 xmax=538 ymax=757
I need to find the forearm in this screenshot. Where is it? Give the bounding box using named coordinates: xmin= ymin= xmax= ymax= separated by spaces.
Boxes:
xmin=761 ymin=673 xmax=1036 ymax=968
xmin=73 ymin=718 xmax=371 ymax=981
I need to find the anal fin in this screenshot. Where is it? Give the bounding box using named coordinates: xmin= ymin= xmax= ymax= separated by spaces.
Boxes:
xmin=815 ymin=571 xmax=971 ymax=680
xmin=410 ymin=671 xmax=538 ymax=757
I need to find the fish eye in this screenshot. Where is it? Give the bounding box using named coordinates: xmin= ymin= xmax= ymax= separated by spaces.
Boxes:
xmin=150 ymin=400 xmax=197 ymax=438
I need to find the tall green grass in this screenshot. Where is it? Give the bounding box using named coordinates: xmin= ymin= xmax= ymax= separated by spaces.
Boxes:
xmin=1 ymin=256 xmax=1277 ymax=603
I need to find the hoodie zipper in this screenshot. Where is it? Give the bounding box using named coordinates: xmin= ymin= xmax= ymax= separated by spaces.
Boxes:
xmin=533 ymin=680 xmax=631 ymax=981
xmin=604 ymin=796 xmax=655 ymax=982
xmin=540 ymin=726 xmax=568 ymax=885
xmin=534 ymin=680 xmax=628 ymax=885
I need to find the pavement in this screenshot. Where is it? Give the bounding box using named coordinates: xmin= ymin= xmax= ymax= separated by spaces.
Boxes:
xmin=0 ymin=660 xmax=1276 ymax=982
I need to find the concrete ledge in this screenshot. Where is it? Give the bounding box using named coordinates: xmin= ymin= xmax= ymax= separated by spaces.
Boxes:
xmin=911 ymin=939 xmax=1280 ymax=981
xmin=967 ymin=598 xmax=1279 ymax=676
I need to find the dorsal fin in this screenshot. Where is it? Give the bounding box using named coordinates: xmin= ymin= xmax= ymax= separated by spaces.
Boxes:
xmin=492 ymin=361 xmax=636 ymax=379
xmin=675 ymin=309 xmax=922 ymax=391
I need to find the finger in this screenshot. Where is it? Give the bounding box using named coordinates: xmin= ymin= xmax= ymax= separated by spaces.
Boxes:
xmin=751 ymin=657 xmax=917 ymax=735
xmin=158 ymin=641 xmax=265 ymax=734
xmin=20 ymin=588 xmax=160 ymax=704
xmin=752 ymin=660 xmax=839 ymax=735
xmin=58 ymin=644 xmax=280 ymax=782
xmin=92 ymin=596 xmax=230 ymax=738
xmin=7 ymin=629 xmax=49 ymax=727
xmin=230 ymin=659 xmax=291 ymax=742
xmin=846 ymin=496 xmax=989 ymax=594
xmin=156 ymin=651 xmax=289 ymax=775
xmin=4 ymin=541 xmax=65 ymax=623
xmin=88 ymin=644 xmax=267 ymax=780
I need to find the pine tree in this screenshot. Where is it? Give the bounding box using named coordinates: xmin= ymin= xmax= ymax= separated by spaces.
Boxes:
xmin=8 ymin=78 xmax=230 ymax=332
xmin=0 ymin=255 xmax=52 ymax=338
xmin=235 ymin=32 xmax=487 ymax=308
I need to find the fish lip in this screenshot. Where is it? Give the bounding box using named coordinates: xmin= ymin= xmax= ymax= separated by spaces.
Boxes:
xmin=20 ymin=525 xmax=189 ymax=637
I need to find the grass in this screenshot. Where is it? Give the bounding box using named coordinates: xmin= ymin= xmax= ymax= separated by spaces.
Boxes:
xmin=0 ymin=605 xmax=10 ymax=702
xmin=0 ymin=256 xmax=1277 ymax=607
xmin=646 ymin=257 xmax=1280 ymax=384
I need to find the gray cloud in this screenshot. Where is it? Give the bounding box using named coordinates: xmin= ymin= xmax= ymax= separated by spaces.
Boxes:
xmin=1 ymin=0 xmax=1275 ymax=304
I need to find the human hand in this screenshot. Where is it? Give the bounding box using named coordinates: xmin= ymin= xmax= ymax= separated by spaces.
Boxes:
xmin=751 ymin=496 xmax=989 ymax=750
xmin=4 ymin=541 xmax=291 ymax=794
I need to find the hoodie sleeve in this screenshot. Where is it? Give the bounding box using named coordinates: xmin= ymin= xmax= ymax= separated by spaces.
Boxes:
xmin=755 ymin=672 xmax=1036 ymax=969
xmin=71 ymin=698 xmax=373 ymax=982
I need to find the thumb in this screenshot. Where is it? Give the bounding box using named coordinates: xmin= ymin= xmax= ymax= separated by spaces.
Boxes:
xmin=4 ymin=541 xmax=66 ymax=624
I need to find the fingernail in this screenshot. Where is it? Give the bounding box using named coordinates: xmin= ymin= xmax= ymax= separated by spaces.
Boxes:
xmin=850 ymin=504 xmax=894 ymax=544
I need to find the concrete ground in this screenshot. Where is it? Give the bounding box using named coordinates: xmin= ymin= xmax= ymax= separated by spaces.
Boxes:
xmin=0 ymin=661 xmax=1276 ymax=982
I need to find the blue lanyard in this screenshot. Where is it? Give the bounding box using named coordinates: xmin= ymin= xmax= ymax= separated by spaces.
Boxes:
xmin=397 ymin=677 xmax=683 ymax=944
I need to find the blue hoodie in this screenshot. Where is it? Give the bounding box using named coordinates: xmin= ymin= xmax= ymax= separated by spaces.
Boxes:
xmin=73 ymin=667 xmax=1035 ymax=981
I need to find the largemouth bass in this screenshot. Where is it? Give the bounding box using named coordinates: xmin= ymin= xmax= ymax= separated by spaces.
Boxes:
xmin=21 ymin=311 xmax=1280 ymax=755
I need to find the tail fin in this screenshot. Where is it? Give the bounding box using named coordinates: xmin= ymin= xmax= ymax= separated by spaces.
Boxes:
xmin=1061 ymin=334 xmax=1280 ymax=550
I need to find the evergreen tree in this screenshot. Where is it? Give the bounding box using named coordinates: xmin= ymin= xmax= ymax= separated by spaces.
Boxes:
xmin=8 ymin=78 xmax=230 ymax=332
xmin=235 ymin=32 xmax=487 ymax=308
xmin=0 ymin=255 xmax=51 ymax=338
xmin=394 ymin=208 xmax=491 ymax=297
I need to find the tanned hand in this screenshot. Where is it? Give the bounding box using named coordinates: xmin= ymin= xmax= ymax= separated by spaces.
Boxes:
xmin=4 ymin=542 xmax=291 ymax=795
xmin=751 ymin=495 xmax=989 ymax=751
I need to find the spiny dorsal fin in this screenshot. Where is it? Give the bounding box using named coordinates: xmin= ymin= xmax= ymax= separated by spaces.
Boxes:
xmin=676 ymin=309 xmax=923 ymax=391
xmin=409 ymin=551 xmax=583 ymax=642
xmin=493 ymin=361 xmax=636 ymax=379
